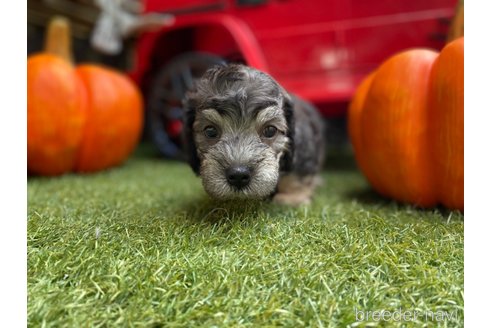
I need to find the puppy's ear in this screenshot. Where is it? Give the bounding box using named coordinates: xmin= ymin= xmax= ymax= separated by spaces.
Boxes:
xmin=182 ymin=92 xmax=201 ymax=175
xmin=280 ymin=89 xmax=295 ymax=172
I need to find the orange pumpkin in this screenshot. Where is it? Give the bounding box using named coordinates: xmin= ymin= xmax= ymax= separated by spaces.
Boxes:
xmin=428 ymin=38 xmax=464 ymax=210
xmin=28 ymin=17 xmax=143 ymax=175
xmin=348 ymin=37 xmax=464 ymax=211
xmin=27 ymin=48 xmax=87 ymax=175
xmin=76 ymin=66 xmax=143 ymax=172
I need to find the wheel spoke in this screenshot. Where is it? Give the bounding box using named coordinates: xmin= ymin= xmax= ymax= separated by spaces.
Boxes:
xmin=181 ymin=66 xmax=194 ymax=90
xmin=169 ymin=106 xmax=183 ymax=119
xmin=170 ymin=71 xmax=185 ymax=100
xmin=152 ymin=103 xmax=181 ymax=120
xmin=156 ymin=88 xmax=175 ymax=102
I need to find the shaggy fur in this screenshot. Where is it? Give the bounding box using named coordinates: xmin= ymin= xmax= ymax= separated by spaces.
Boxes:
xmin=182 ymin=64 xmax=325 ymax=205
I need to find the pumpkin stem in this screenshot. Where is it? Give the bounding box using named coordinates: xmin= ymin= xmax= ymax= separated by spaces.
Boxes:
xmin=44 ymin=16 xmax=73 ymax=63
xmin=447 ymin=1 xmax=464 ymax=43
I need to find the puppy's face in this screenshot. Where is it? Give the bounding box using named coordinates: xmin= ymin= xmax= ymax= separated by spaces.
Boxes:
xmin=183 ymin=64 xmax=293 ymax=200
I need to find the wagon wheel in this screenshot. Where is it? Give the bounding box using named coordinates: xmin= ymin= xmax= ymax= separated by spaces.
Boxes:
xmin=147 ymin=52 xmax=226 ymax=158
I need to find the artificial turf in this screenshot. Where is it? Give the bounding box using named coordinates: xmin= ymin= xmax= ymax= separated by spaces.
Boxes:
xmin=27 ymin=145 xmax=464 ymax=327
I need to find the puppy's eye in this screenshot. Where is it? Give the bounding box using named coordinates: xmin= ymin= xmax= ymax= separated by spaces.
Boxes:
xmin=204 ymin=126 xmax=219 ymax=139
xmin=262 ymin=125 xmax=277 ymax=138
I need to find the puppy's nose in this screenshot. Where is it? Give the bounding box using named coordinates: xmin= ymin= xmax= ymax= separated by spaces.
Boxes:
xmin=226 ymin=166 xmax=251 ymax=189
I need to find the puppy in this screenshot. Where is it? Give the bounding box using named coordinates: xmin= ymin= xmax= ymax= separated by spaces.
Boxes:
xmin=182 ymin=64 xmax=325 ymax=206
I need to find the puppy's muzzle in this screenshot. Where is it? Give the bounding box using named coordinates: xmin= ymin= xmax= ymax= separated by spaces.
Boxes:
xmin=225 ymin=165 xmax=252 ymax=190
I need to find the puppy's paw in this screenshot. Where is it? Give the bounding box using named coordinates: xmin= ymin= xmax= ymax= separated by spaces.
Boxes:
xmin=273 ymin=193 xmax=311 ymax=206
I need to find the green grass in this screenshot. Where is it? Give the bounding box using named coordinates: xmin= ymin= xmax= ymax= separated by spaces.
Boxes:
xmin=28 ymin=146 xmax=464 ymax=327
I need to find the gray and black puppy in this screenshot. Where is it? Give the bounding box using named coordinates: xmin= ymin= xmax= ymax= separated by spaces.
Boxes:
xmin=182 ymin=64 xmax=325 ymax=205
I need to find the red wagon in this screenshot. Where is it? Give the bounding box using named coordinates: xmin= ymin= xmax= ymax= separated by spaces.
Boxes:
xmin=129 ymin=0 xmax=457 ymax=157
